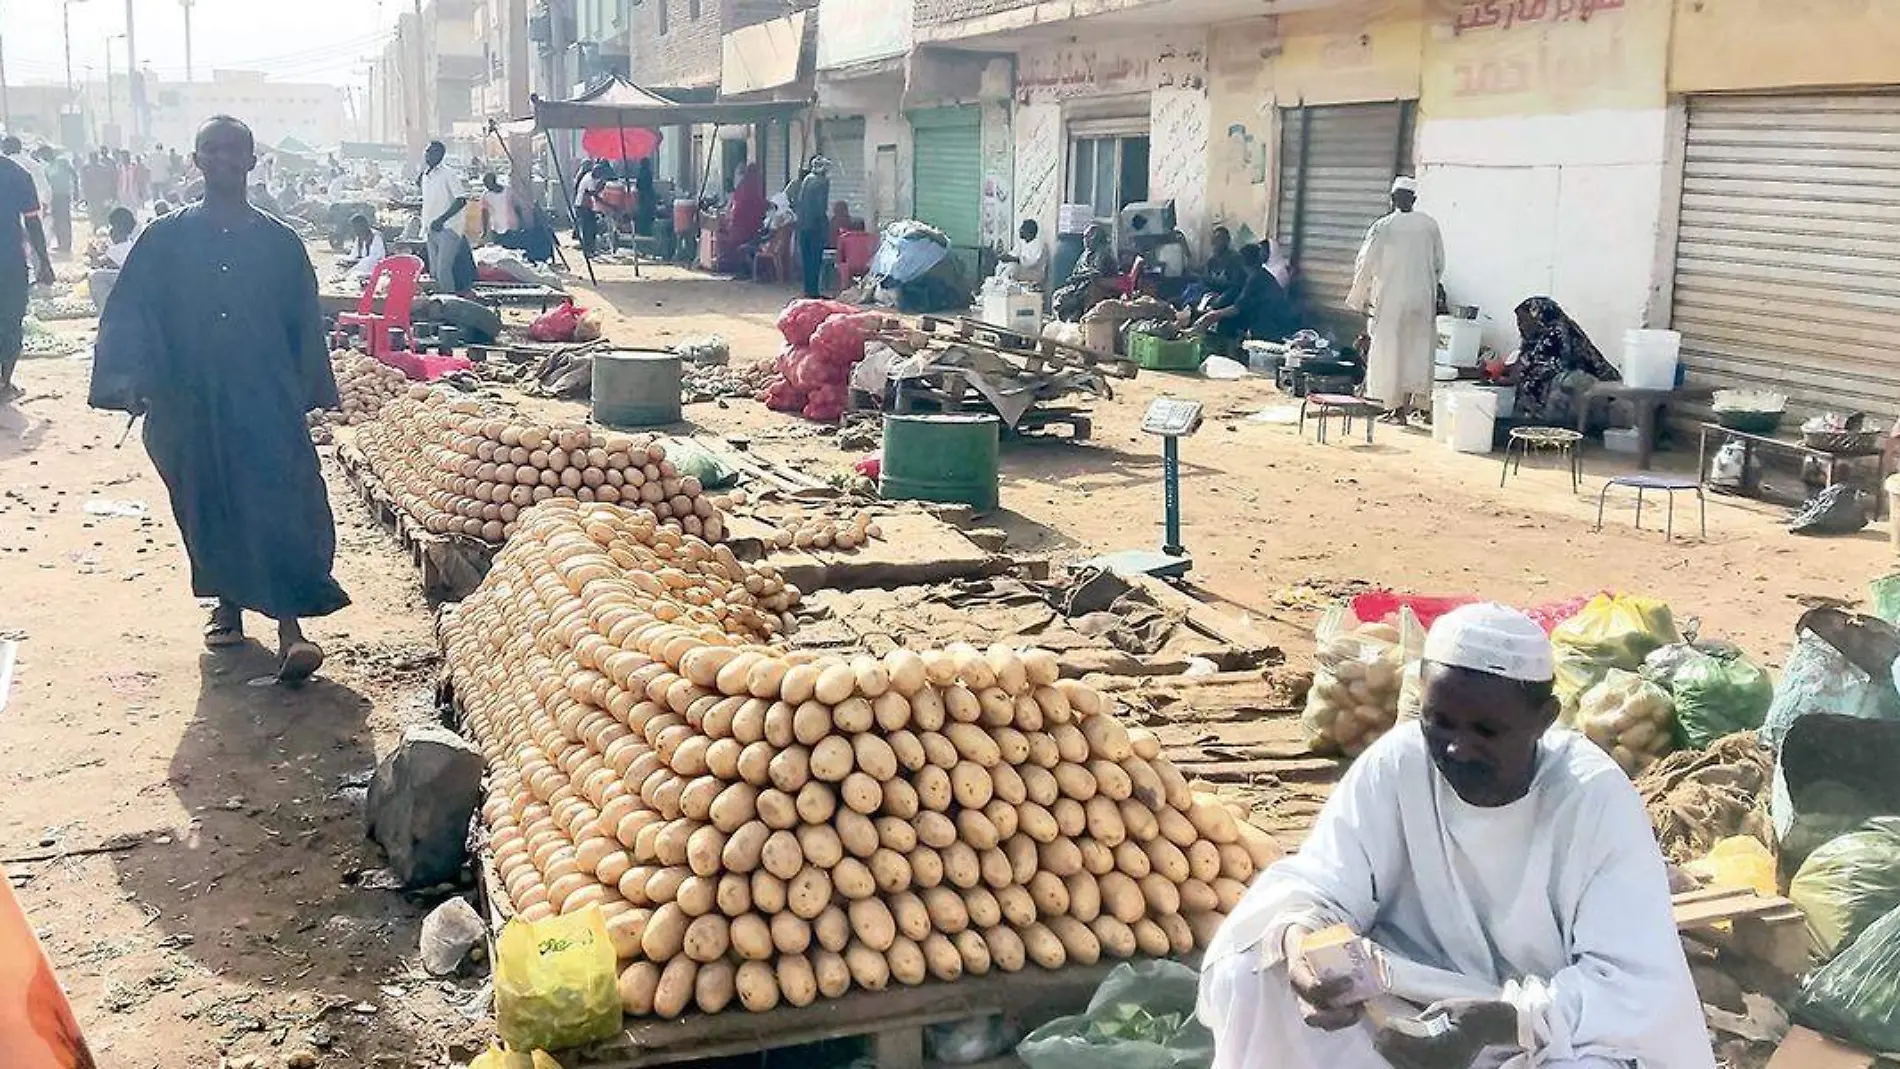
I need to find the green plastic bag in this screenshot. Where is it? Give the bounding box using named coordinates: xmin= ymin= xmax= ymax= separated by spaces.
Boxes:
xmin=1788 ymin=818 xmax=1900 ymax=959
xmin=1643 ymin=642 xmax=1774 ymax=750
xmin=655 ymin=436 xmax=739 ymax=490
xmin=1794 ymin=902 xmax=1900 ymax=1049
xmin=1550 ymin=594 xmax=1681 ymax=718
xmin=1017 ymin=960 xmax=1212 ymax=1069
xmin=495 ymin=907 xmax=621 ymax=1053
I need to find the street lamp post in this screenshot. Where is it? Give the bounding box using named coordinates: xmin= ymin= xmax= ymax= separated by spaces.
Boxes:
xmin=64 ymin=0 xmax=94 ymax=97
xmin=106 ymin=33 xmax=126 ymax=136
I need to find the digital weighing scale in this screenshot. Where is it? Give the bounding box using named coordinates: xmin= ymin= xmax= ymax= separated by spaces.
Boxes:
xmin=1083 ymin=397 xmax=1204 ymax=579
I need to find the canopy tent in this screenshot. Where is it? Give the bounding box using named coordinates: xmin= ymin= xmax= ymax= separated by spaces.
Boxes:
xmin=491 ymin=77 xmax=811 ymax=282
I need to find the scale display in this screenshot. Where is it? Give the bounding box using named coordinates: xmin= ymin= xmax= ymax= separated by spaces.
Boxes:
xmin=1141 ymin=398 xmax=1204 ymax=438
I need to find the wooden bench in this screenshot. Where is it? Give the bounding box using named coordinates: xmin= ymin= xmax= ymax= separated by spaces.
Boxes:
xmin=1574 ymin=383 xmax=1712 ymax=470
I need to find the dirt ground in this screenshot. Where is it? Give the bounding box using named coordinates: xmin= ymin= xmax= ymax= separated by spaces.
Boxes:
xmin=1 ymin=252 xmax=1892 ymax=1065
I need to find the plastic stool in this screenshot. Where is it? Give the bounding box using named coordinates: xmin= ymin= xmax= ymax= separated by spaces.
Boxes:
xmin=1595 ymin=475 xmax=1706 ymax=541
xmin=1502 ymin=427 xmax=1584 ymax=492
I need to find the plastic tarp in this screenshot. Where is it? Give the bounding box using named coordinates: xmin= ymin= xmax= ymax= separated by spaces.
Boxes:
xmin=1018 ymin=960 xmax=1212 ymax=1069
xmin=869 ymin=224 xmax=952 ymax=285
xmin=527 ymin=76 xmax=808 ymax=133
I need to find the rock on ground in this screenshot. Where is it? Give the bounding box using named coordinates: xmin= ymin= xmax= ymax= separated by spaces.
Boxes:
xmin=368 ymin=725 xmax=483 ymax=886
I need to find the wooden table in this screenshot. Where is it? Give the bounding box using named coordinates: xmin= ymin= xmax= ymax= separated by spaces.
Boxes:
xmin=1575 ymin=383 xmax=1712 ymax=469
xmin=1696 ymin=422 xmax=1891 ymax=518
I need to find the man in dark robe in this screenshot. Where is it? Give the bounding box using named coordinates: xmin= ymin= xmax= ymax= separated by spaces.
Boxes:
xmin=88 ymin=115 xmax=348 ymax=681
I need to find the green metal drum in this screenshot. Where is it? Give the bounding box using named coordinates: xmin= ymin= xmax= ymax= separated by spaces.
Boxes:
xmin=879 ymin=413 xmax=1001 ymax=513
xmin=592 ymin=349 xmax=683 ymax=428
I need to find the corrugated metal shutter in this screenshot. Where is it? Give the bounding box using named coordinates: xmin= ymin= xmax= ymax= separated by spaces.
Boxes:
xmin=1673 ymin=93 xmax=1900 ymax=421
xmin=911 ymin=105 xmax=983 ymax=277
xmin=818 ymin=117 xmax=868 ymax=222
xmin=763 ymin=119 xmax=792 ymax=192
xmin=1276 ymin=102 xmax=1412 ymax=323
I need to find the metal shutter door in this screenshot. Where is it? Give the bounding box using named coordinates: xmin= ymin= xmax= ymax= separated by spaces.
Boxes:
xmin=764 ymin=120 xmax=792 ymax=192
xmin=1276 ymin=103 xmax=1410 ymax=320
xmin=911 ymin=105 xmax=983 ymax=276
xmin=1673 ymin=93 xmax=1900 ymax=420
xmin=818 ymin=118 xmax=868 ymax=222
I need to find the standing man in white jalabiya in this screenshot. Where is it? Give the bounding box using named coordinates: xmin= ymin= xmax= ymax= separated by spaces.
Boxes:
xmin=1347 ymin=175 xmax=1443 ymax=423
xmin=1197 ymin=603 xmax=1714 ymax=1069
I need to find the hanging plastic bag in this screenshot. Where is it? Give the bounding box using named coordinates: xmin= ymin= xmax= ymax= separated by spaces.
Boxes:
xmin=1017 ymin=960 xmax=1213 ymax=1069
xmin=1641 ymin=641 xmax=1774 ymax=750
xmin=1573 ymin=668 xmax=1677 ymax=777
xmin=1788 ymin=818 xmax=1900 ymax=960
xmin=1793 ymin=902 xmax=1900 ymax=1050
xmin=494 ymin=907 xmax=621 ymax=1053
xmin=1549 ymin=594 xmax=1681 ymax=717
xmin=1302 ymin=606 xmax=1421 ymax=758
xmin=1761 ymin=608 xmax=1900 ymax=751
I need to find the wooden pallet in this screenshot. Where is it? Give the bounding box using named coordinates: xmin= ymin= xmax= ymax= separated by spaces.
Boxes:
xmin=1671 ymin=884 xmax=1811 ymax=978
xmin=336 ymin=443 xmax=497 ymax=601
xmin=915 ymin=314 xmax=1138 ymax=380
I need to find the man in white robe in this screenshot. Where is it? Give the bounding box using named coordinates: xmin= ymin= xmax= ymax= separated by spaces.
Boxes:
xmin=1197 ymin=603 xmax=1714 ymax=1069
xmin=1348 ymin=176 xmax=1444 ymax=420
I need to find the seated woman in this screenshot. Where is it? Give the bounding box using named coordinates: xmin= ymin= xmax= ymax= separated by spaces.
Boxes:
xmin=716 ymin=163 xmax=768 ymax=272
xmin=1501 ymin=297 xmax=1621 ymax=426
xmin=87 ymin=207 xmax=140 ymax=310
xmin=1192 ymin=243 xmax=1298 ymax=353
xmin=1052 ymin=223 xmax=1120 ymax=321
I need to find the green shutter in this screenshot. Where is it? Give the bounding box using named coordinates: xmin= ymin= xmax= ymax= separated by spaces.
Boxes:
xmin=910 ymin=106 xmax=982 ymax=262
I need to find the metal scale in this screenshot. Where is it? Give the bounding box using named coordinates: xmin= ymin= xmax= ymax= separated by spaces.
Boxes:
xmin=1083 ymin=397 xmax=1204 ymax=579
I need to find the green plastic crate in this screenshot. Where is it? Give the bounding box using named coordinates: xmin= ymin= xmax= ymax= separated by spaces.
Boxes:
xmin=1129 ymin=333 xmax=1203 ymax=371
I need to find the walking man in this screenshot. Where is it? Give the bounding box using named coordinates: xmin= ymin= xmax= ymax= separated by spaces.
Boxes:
xmin=790 ymin=156 xmax=831 ymax=298
xmin=1347 ymin=176 xmax=1443 ymax=422
xmin=88 ymin=115 xmax=349 ymax=681
xmin=0 ymin=148 xmax=54 ymax=404
xmin=38 ymin=147 xmax=77 ymax=254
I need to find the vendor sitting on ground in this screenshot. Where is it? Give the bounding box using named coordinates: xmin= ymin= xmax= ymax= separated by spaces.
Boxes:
xmin=1052 ymin=223 xmax=1120 ymax=321
xmin=1499 ymin=296 xmax=1621 ymax=426
xmin=1191 ymin=242 xmax=1296 ymax=351
xmin=87 ymin=207 xmax=140 ymax=309
xmin=1198 ymin=602 xmax=1713 ymax=1069
xmin=341 ymin=213 xmax=387 ymax=283
xmin=1181 ymin=225 xmax=1245 ymax=313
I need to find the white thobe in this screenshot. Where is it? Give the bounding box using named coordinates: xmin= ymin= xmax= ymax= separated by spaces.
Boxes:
xmin=1347 ymin=210 xmax=1444 ymax=406
xmin=1197 ymin=724 xmax=1714 ymax=1069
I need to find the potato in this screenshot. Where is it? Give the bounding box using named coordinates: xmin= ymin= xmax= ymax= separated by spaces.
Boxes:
xmin=908 ymin=845 xmax=944 ymax=889
xmin=1018 ymin=802 xmax=1059 ymax=844
xmin=1053 ymin=762 xmax=1098 ymax=802
xmin=833 ymin=857 xmax=878 ymax=900
xmin=793 ymin=700 xmax=833 ymax=746
xmin=950 ymin=763 xmax=995 ymax=810
xmin=1040 ymin=838 xmax=1084 ymax=879
xmin=910 ymin=686 xmax=947 ymax=731
xmin=1179 ymin=877 xmax=1220 ymax=915
xmin=1046 ymin=915 xmax=1102 ymax=965
xmin=797 ymin=823 xmax=845 ymax=869
xmin=841 ymin=772 xmax=883 ymax=814
xmin=988 ymin=763 xmax=1027 ymax=807
xmin=1156 ymin=911 xmax=1196 ymax=955
xmin=833 ymin=696 xmax=874 ymax=734
xmin=689 ymin=960 xmax=738 ymax=1015
xmin=764 ymin=701 xmax=797 ymax=748
xmin=607 ymin=908 xmax=651 ymax=960
xmin=1050 ymin=723 xmax=1090 ymax=764
xmin=813 ymin=949 xmax=853 ymax=998
xmin=653 ymin=957 xmax=698 ymax=1018
xmin=736 ymin=742 xmax=777 ymax=787
xmin=952 ymin=929 xmax=993 ymax=976
xmin=1028 ymin=871 xmax=1070 ymax=917
xmin=1119 ymin=799 xmax=1159 ymax=844
xmin=687 ymin=825 xmax=729 ymax=877
xmin=849 ymin=897 xmax=898 ymax=951
xmin=1154 ymin=758 xmax=1194 ymax=811
xmin=796 ymin=781 xmax=838 ymax=825
xmin=1187 ymin=909 xmax=1226 ymax=950
xmin=641 ymin=902 xmax=690 ymax=960
xmin=836 ymin=808 xmax=880 ymax=858
xmin=913 ymin=765 xmax=953 ymax=812
xmin=1064 ymin=871 xmax=1102 ymax=923
xmin=716 ymin=873 xmax=753 ymax=917
xmin=768 ymin=745 xmax=811 ymax=792
xmin=772 ymin=910 xmax=813 ymax=954
xmin=1236 ymin=822 xmax=1285 ymax=871
xmin=736 ymin=959 xmax=780 ymax=1012
xmin=887 ymin=729 xmax=927 ymax=771
xmin=761 ymin=829 xmax=806 ymax=880
xmin=722 ymin=820 xmax=771 ymax=872
xmin=788 ymin=865 xmax=835 ymax=919
xmin=676 ymin=874 xmax=719 ymax=917
xmin=682 ymin=913 xmax=731 ymax=963
xmin=1188 ymin=794 xmax=1241 ymax=844
xmin=1187 ymin=839 xmax=1222 ymax=884
xmin=919 ymin=732 xmax=959 ymax=770
xmin=870 ymin=849 xmax=913 ymax=894
xmin=886 ymin=936 xmax=928 ymax=986
xmin=845 ymin=941 xmax=891 ymax=990
xmin=619 ymin=961 xmax=661 ymax=1015
xmin=920 ymin=932 xmax=964 ymax=982
xmin=921 ymin=885 xmax=971 ymax=933
xmin=780 ymin=663 xmax=821 ymax=705
xmin=750 ymin=870 xmax=788 ymax=914
xmin=854 ymin=734 xmax=899 ymax=781
xmin=1212 ymin=876 xmax=1249 ymax=913
xmin=1024 ymin=736 xmax=1062 ymax=775
xmin=776 ymin=954 xmax=818 ymax=1008
xmin=814 ymin=905 xmax=852 ymax=952
xmin=810 ymin=736 xmax=856 ymax=783
xmin=1139 ymin=872 xmax=1182 ymax=916
xmin=709 ymin=782 xmax=760 ymax=833
xmin=1144 ymin=837 xmax=1191 ymax=883
xmin=730 ymin=913 xmax=775 ymax=961
xmin=1019 ymin=922 xmax=1067 ymax=969
xmin=945 ymin=723 xmax=1002 ymax=767
xmin=1157 ymin=807 xmax=1200 ymax=849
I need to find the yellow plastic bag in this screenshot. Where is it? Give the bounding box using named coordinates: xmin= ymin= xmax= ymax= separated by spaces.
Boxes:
xmin=1551 ymin=594 xmax=1681 ymax=718
xmin=470 ymin=1045 xmax=565 ymax=1069
xmin=1684 ymin=836 xmax=1777 ymax=898
xmin=495 ymin=907 xmax=621 ymax=1053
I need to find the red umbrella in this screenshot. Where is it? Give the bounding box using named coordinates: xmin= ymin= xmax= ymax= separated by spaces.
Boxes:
xmin=581 ymin=126 xmax=662 ymax=162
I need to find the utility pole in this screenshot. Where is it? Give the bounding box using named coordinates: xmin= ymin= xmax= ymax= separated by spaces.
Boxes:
xmin=106 ymin=36 xmax=120 ymax=134
xmin=0 ymin=0 xmax=11 ymax=132
xmin=124 ymin=0 xmax=140 ymax=144
xmin=410 ymin=0 xmax=428 ymax=153
xmin=180 ymin=0 xmax=195 ymax=81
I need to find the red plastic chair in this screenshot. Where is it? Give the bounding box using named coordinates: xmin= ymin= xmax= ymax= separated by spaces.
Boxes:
xmin=1113 ymin=255 xmax=1147 ymax=300
xmin=835 ymin=229 xmax=876 ymax=282
xmin=334 ymin=254 xmax=424 ymax=358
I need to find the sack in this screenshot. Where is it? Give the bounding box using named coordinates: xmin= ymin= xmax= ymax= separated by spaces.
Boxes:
xmin=1017 ymin=960 xmax=1213 ymax=1069
xmin=1302 ymin=606 xmax=1420 ymax=758
xmin=1573 ymin=669 xmax=1677 ymax=777
xmin=1789 ymin=484 xmax=1869 ymax=536
xmin=655 ymin=437 xmax=737 ymax=490
xmin=529 ymin=300 xmax=584 ymax=343
xmin=494 ymin=907 xmax=621 ymax=1053
xmin=1642 ymin=642 xmax=1774 ymax=750
xmin=1794 ymin=902 xmax=1900 ymax=1049
xmin=1788 ymin=818 xmax=1900 ymax=959
xmin=1550 ymin=594 xmax=1681 ymax=717
xmin=1761 ymin=609 xmax=1900 ymax=750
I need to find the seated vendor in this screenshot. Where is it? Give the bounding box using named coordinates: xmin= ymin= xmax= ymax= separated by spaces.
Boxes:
xmin=341 ymin=213 xmax=387 ymax=284
xmin=1052 ymin=223 xmax=1120 ymax=321
xmin=87 ymin=207 xmax=139 ymax=310
xmin=1198 ymin=603 xmax=1712 ymax=1069
xmin=1195 ymin=225 xmax=1245 ymax=309
xmin=1499 ymin=297 xmax=1621 ymax=426
xmin=1192 ymin=242 xmax=1296 ymax=350
xmin=998 ymin=218 xmax=1048 ymax=290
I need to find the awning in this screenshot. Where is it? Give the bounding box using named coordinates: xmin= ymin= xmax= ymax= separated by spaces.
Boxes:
xmin=720 ymin=11 xmax=811 ymax=98
xmin=528 ymin=76 xmax=809 ymax=132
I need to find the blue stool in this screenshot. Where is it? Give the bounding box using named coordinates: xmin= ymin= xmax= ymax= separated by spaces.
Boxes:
xmin=1595 ymin=475 xmax=1706 ymax=541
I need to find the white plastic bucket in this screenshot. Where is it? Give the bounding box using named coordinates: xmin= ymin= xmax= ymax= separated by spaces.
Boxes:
xmin=1622 ymin=329 xmax=1682 ymax=390
xmin=1435 ymin=316 xmax=1483 ymax=368
xmin=1432 ymin=388 xmax=1456 ymax=444
xmin=1450 ymin=391 xmax=1498 ymax=454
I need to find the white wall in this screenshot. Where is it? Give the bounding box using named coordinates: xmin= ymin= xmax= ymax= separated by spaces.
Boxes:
xmin=817 ymin=0 xmax=912 ymax=69
xmin=1418 ymin=108 xmax=1670 ymax=360
xmin=1013 ymin=102 xmax=1063 ymax=246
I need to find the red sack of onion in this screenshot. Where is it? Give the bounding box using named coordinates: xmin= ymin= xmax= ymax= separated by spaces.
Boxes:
xmin=775 ymin=298 xmax=855 ymax=346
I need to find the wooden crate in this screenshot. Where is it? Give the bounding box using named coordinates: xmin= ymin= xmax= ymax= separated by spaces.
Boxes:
xmin=336 ymin=444 xmax=497 ymax=601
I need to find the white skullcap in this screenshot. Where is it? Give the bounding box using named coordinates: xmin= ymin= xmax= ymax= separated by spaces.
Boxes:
xmin=1423 ymin=602 xmax=1554 ymax=683
xmin=1391 ymin=175 xmax=1419 ymax=195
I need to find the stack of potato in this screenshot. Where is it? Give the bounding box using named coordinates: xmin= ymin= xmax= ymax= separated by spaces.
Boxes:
xmin=311 ymin=350 xmax=420 ymax=429
xmin=356 ymin=394 xmax=726 ymax=544
xmin=446 ymin=501 xmax=1275 ymax=1019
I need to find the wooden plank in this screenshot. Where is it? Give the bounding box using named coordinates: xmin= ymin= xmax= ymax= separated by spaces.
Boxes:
xmin=1672 ymin=890 xmax=1799 ymax=930
xmin=581 ymin=963 xmax=1115 ymax=1069
xmin=1765 ymin=1027 xmax=1875 ymax=1069
xmin=757 ymin=511 xmax=995 ymax=592
xmin=1123 ymin=575 xmax=1284 ymax=657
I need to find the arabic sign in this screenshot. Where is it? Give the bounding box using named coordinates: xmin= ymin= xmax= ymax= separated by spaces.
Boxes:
xmin=1016 ymin=33 xmax=1205 ymax=105
xmin=1423 ymin=0 xmax=1668 ymax=117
